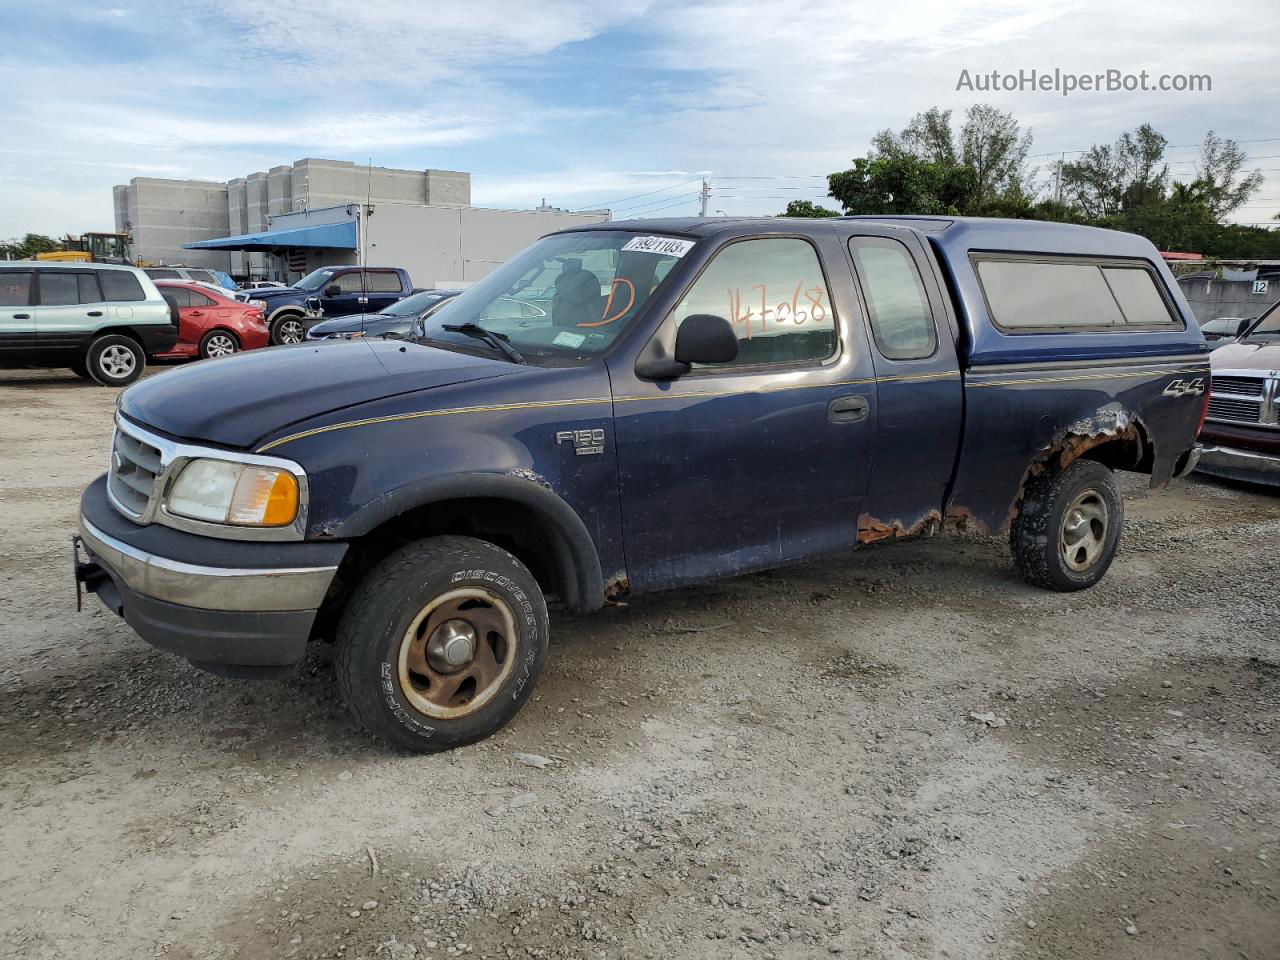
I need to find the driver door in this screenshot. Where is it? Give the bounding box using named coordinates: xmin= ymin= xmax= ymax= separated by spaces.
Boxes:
xmin=608 ymin=234 xmax=878 ymax=593
xmin=319 ymin=271 xmax=367 ymax=317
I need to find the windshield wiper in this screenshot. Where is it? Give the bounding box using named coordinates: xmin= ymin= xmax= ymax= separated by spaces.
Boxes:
xmin=442 ymin=322 xmax=525 ymax=364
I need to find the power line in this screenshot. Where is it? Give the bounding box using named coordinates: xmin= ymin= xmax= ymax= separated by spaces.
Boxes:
xmin=611 ymin=191 xmax=703 ymax=215
xmin=572 ymin=177 xmax=703 ymax=212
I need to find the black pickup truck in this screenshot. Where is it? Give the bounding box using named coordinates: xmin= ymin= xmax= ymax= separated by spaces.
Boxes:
xmin=75 ymin=216 xmax=1208 ymax=752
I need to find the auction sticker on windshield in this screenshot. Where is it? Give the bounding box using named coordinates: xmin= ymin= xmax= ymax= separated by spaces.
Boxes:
xmin=621 ymin=236 xmax=696 ymax=257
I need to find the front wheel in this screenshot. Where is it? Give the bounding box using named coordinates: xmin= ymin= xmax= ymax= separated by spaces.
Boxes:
xmin=1011 ymin=459 xmax=1123 ymax=591
xmin=270 ymin=313 xmax=305 ymax=345
xmin=85 ymin=334 xmax=144 ymax=387
xmin=336 ymin=536 xmax=548 ymax=752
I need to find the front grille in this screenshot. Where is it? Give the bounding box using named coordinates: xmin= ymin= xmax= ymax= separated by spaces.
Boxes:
xmin=108 ymin=428 xmax=163 ymax=517
xmin=1212 ymin=375 xmax=1265 ymax=397
xmin=1206 ymin=396 xmax=1263 ymax=424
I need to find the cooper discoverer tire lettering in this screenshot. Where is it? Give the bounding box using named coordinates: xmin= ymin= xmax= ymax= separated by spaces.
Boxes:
xmin=336 ymin=535 xmax=548 ymax=752
xmin=1011 ymin=459 xmax=1124 ymax=592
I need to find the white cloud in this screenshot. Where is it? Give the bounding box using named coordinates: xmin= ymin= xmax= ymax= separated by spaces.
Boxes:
xmin=3 ymin=0 xmax=1278 ymax=233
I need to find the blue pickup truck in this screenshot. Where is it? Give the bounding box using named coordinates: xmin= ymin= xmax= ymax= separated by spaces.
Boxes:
xmin=235 ymin=265 xmax=414 ymax=345
xmin=74 ymin=217 xmax=1209 ymax=751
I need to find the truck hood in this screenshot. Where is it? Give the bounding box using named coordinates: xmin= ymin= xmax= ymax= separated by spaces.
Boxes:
xmin=119 ymin=340 xmax=520 ymax=449
xmin=242 ymin=285 xmax=304 ymax=300
xmin=1209 ymin=339 xmax=1280 ymax=372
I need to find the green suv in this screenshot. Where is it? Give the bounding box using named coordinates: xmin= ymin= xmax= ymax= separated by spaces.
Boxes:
xmin=0 ymin=263 xmax=178 ymax=386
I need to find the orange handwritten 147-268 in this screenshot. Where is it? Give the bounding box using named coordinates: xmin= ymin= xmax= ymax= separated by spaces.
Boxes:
xmin=726 ymin=282 xmax=826 ymax=338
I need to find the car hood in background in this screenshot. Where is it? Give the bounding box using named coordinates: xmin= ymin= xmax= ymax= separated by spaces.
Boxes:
xmin=308 ymin=312 xmax=395 ymax=336
xmin=1208 ymin=339 xmax=1280 ymax=371
xmin=118 ymin=339 xmax=521 ymax=449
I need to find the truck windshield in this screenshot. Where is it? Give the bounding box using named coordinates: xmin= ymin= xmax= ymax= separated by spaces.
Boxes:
xmin=295 ymin=269 xmax=334 ymax=292
xmin=418 ymin=231 xmax=691 ymax=361
xmin=1245 ymin=303 xmax=1279 ymax=338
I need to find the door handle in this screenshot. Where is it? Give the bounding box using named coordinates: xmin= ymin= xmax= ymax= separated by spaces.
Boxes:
xmin=828 ymin=394 xmax=870 ymax=423
xmin=13 ymin=313 xmax=30 ymax=320
xmin=87 ymin=310 xmax=103 ymax=317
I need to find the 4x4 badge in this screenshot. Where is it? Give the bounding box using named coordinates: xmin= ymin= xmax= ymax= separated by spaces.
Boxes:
xmin=556 ymin=428 xmax=605 ymax=456
xmin=1162 ymin=377 xmax=1205 ymax=398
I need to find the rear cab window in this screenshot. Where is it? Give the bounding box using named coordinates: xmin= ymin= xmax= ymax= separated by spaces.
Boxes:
xmin=974 ymin=255 xmax=1179 ymax=332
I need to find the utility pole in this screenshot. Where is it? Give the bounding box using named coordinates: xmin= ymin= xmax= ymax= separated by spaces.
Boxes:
xmin=699 ymin=178 xmax=711 ymax=217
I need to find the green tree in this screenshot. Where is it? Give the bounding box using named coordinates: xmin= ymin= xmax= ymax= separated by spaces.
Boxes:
xmin=0 ymin=233 xmax=61 ymax=260
xmin=1060 ymin=123 xmax=1169 ymax=217
xmin=781 ymin=200 xmax=840 ymax=218
xmin=827 ymin=155 xmax=978 ymax=216
xmin=1195 ymin=131 xmax=1263 ymax=218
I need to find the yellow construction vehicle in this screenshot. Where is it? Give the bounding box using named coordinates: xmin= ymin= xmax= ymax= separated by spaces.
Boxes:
xmin=34 ymin=232 xmax=132 ymax=265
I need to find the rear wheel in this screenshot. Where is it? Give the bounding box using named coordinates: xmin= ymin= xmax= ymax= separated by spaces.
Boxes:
xmin=69 ymin=357 xmax=92 ymax=380
xmin=85 ymin=335 xmax=144 ymax=387
xmin=270 ymin=313 xmax=305 ymax=345
xmin=336 ymin=535 xmax=548 ymax=752
xmin=1011 ymin=459 xmax=1123 ymax=591
xmin=199 ymin=329 xmax=240 ymax=359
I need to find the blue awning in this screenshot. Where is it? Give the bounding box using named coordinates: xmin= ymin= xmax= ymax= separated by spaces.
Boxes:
xmin=183 ymin=220 xmax=356 ymax=252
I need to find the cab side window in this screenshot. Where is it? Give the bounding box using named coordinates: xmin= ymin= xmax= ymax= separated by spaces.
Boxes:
xmin=39 ymin=272 xmax=82 ymax=306
xmin=0 ymin=272 xmax=33 ymax=306
xmin=848 ymin=237 xmax=937 ymax=360
xmin=77 ymin=274 xmax=102 ymax=304
xmin=99 ymin=271 xmax=145 ymax=302
xmin=367 ymin=271 xmax=402 ymax=293
xmin=335 ymin=272 xmax=366 ymax=293
xmin=671 ymin=238 xmax=837 ymax=368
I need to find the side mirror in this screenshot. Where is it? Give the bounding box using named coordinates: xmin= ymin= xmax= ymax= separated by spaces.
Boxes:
xmin=675 ymin=314 xmax=738 ymax=365
xmin=325 ymin=284 xmax=342 ymax=297
xmin=1238 ymin=318 xmax=1253 ymax=336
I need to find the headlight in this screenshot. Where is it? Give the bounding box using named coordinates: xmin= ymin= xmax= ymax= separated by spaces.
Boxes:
xmin=250 ymin=299 xmax=267 ymax=309
xmin=166 ymin=459 xmax=300 ymax=527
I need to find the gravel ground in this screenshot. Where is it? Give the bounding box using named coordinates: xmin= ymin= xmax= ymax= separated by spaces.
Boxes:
xmin=1 ymin=367 xmax=1277 ymax=960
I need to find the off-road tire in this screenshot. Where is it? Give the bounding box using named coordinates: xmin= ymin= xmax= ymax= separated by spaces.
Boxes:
xmin=269 ymin=312 xmax=305 ymax=346
xmin=1011 ymin=459 xmax=1123 ymax=592
xmin=336 ymin=535 xmax=549 ymax=753
xmin=85 ymin=334 xmax=144 ymax=387
xmin=199 ymin=329 xmax=240 ymax=359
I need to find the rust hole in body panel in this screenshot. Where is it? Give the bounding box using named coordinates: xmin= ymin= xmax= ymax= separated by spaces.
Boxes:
xmin=604 ymin=572 xmax=630 ymax=604
xmin=857 ymin=509 xmax=942 ymax=544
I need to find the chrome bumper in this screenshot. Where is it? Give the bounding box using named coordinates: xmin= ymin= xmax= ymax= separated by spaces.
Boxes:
xmin=78 ymin=514 xmax=338 ymax=612
xmin=1196 ymin=444 xmax=1280 ymax=486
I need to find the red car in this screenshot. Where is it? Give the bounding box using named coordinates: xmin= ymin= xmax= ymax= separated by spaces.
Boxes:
xmin=153 ymin=281 xmax=270 ymax=360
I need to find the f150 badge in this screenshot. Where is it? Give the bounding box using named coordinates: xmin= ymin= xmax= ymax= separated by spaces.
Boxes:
xmin=556 ymin=428 xmax=605 ymax=456
xmin=1162 ymin=377 xmax=1206 ymax=398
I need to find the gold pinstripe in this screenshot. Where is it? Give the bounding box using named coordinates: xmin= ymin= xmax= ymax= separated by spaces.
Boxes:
xmin=254 ymin=363 xmax=1206 ymax=452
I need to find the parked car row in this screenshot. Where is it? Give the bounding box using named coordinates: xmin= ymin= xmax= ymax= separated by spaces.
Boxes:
xmin=233 ymin=266 xmax=417 ymax=344
xmin=0 ymin=261 xmax=445 ymax=385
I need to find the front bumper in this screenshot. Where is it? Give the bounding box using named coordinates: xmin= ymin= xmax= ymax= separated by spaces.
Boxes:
xmin=1196 ymin=444 xmax=1280 ymax=486
xmin=76 ymin=475 xmax=347 ymax=673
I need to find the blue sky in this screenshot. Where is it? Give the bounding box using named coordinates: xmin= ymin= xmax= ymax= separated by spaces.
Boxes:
xmin=3 ymin=0 xmax=1278 ymax=237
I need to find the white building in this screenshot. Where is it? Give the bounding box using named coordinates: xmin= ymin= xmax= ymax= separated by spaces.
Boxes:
xmin=113 ymin=158 xmax=609 ymax=285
